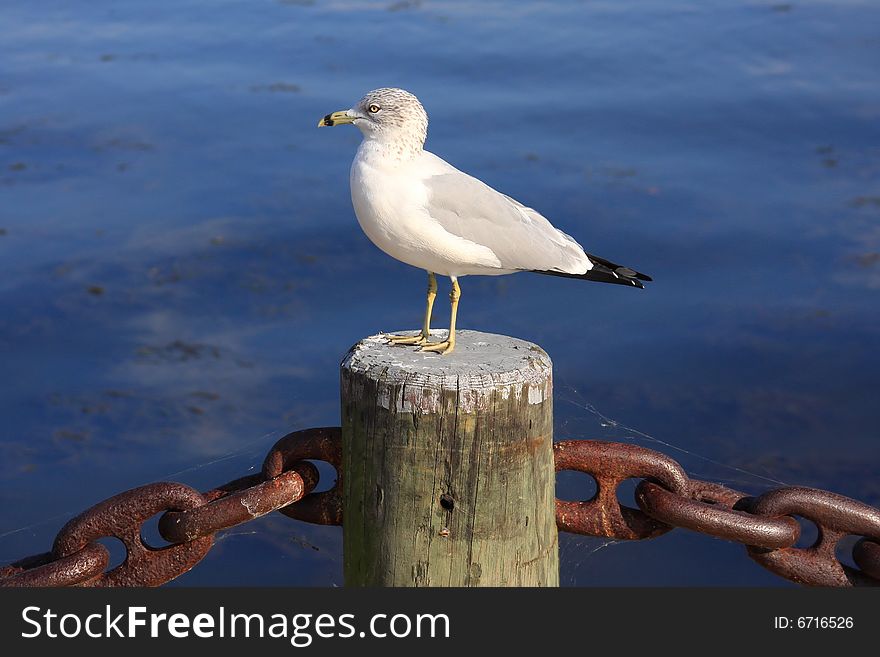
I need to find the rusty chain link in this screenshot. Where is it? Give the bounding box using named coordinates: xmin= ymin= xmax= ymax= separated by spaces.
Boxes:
xmin=554 ymin=440 xmax=689 ymax=540
xmin=634 ymin=480 xmax=800 ymax=549
xmin=52 ymin=482 xmax=214 ymax=587
xmin=744 ymin=487 xmax=880 ymax=586
xmin=853 ymin=538 xmax=880 ymax=580
xmin=1 ymin=428 xmax=878 ymax=587
xmin=263 ymin=426 xmax=343 ymax=526
xmin=0 ymin=544 xmax=109 ymax=588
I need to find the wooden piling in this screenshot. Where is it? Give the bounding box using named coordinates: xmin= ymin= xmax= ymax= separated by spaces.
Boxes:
xmin=340 ymin=329 xmax=559 ymax=586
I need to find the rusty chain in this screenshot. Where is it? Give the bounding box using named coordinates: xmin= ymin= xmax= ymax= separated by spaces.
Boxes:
xmin=1 ymin=428 xmax=877 ymax=587
xmin=554 ymin=440 xmax=880 ymax=587
xmin=0 ymin=427 xmax=342 ymax=588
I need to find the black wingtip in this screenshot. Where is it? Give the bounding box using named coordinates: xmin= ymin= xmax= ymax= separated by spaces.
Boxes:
xmin=530 ymin=252 xmax=652 ymax=289
xmin=585 ymin=252 xmax=652 ymax=283
xmin=532 ymin=268 xmax=648 ymax=288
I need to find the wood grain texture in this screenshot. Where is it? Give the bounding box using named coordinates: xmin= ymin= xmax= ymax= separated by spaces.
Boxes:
xmin=341 ymin=330 xmax=559 ymax=587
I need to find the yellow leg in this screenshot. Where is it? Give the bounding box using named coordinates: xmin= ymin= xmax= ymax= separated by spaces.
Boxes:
xmin=420 ymin=277 xmax=459 ymax=355
xmin=387 ymin=272 xmax=437 ymax=346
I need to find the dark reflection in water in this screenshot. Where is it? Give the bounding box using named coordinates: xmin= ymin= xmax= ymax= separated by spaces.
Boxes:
xmin=1 ymin=1 xmax=878 ymax=586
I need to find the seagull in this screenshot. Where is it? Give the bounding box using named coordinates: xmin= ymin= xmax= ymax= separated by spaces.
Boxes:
xmin=318 ymin=88 xmax=651 ymax=355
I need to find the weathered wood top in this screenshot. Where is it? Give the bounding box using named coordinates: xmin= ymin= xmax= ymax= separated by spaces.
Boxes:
xmin=341 ymin=330 xmax=553 ymax=414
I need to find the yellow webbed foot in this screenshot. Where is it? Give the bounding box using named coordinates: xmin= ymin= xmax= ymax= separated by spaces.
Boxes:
xmin=387 ymin=332 xmax=430 ymax=346
xmin=418 ymin=339 xmax=455 ymax=355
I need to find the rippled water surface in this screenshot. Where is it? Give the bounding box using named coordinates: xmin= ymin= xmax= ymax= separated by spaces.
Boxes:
xmin=2 ymin=0 xmax=879 ymax=585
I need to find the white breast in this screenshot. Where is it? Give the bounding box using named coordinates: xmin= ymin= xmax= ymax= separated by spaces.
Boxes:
xmin=349 ymin=144 xmax=504 ymax=277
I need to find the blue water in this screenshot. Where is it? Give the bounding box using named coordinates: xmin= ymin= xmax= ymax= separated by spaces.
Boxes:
xmin=1 ymin=0 xmax=878 ymax=586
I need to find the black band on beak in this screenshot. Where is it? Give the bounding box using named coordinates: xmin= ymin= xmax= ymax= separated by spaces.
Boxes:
xmin=318 ymin=110 xmax=354 ymax=128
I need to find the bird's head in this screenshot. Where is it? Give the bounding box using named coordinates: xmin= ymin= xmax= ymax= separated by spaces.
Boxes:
xmin=318 ymin=87 xmax=428 ymax=150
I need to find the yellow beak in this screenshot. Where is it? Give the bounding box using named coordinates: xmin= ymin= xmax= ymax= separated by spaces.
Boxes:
xmin=318 ymin=110 xmax=355 ymax=127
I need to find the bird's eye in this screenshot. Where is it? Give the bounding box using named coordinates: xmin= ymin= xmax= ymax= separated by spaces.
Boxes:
xmin=368 ymin=104 xmax=381 ymax=113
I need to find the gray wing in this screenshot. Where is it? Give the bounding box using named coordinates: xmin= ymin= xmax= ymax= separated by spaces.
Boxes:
xmin=423 ymin=171 xmax=590 ymax=274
